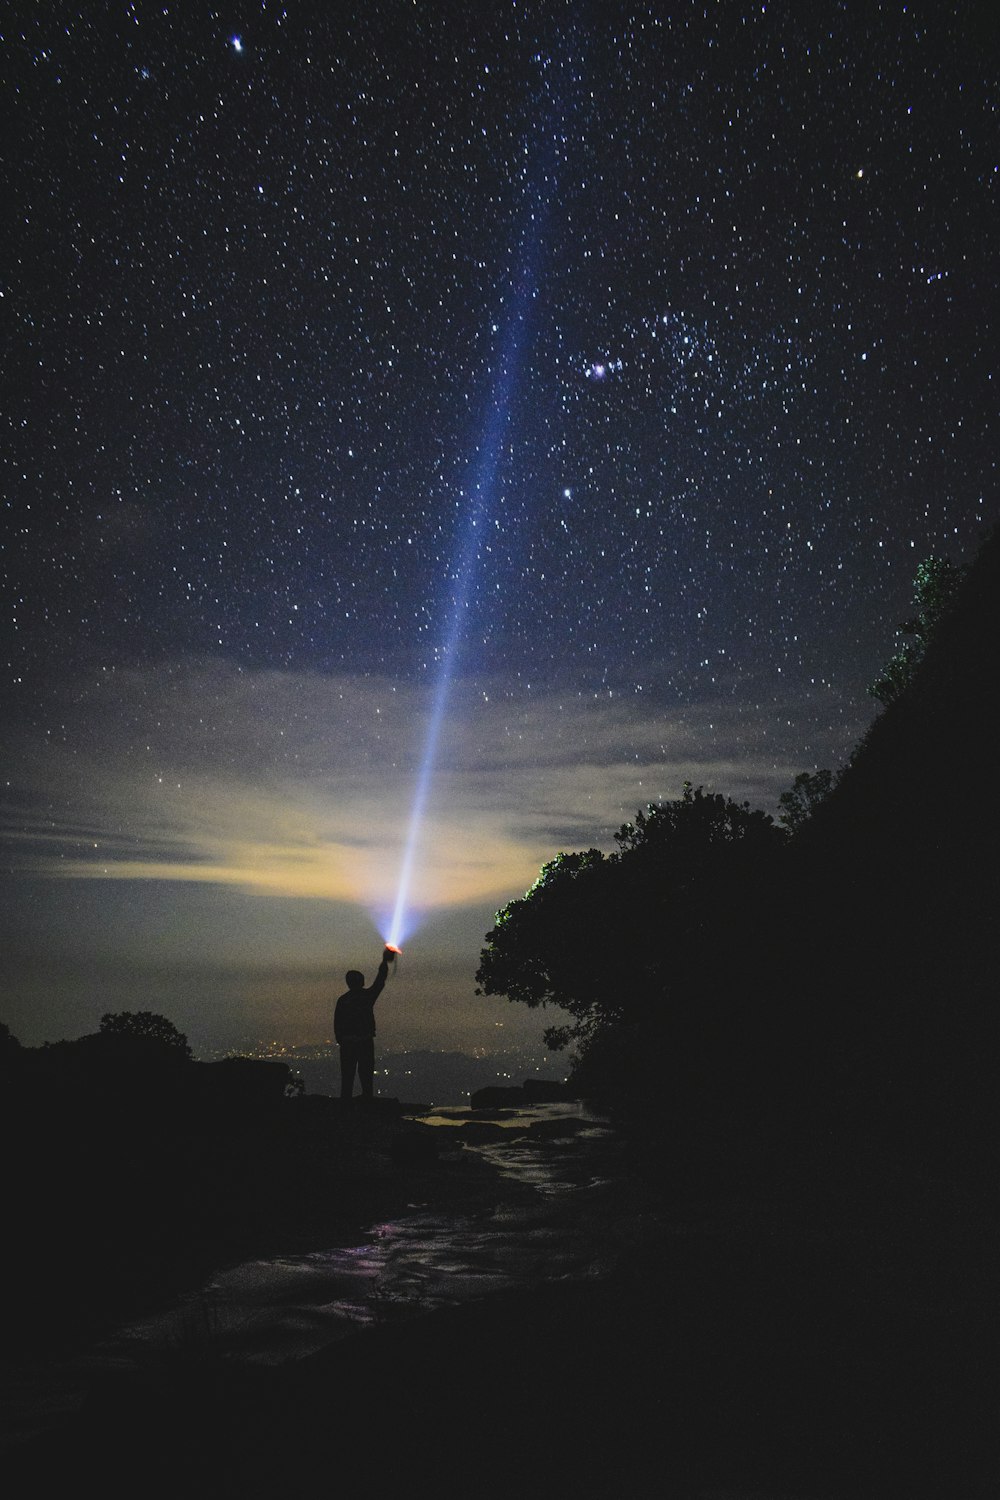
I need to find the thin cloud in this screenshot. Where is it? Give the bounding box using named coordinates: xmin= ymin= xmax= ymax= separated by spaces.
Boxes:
xmin=5 ymin=661 xmax=866 ymax=915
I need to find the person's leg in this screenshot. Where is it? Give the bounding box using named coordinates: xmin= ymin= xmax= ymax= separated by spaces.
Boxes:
xmin=358 ymin=1038 xmax=375 ymax=1099
xmin=339 ymin=1042 xmax=358 ymax=1099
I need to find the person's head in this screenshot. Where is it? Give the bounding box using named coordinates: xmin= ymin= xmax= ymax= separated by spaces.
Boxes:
xmin=345 ymin=970 xmax=364 ymax=989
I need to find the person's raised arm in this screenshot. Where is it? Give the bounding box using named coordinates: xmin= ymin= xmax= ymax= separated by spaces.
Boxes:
xmin=370 ymin=947 xmax=393 ymax=1000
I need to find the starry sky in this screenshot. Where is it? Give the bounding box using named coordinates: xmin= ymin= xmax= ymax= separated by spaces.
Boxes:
xmin=2 ymin=1 xmax=996 ymax=1057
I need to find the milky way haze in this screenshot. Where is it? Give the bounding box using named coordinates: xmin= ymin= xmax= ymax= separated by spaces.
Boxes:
xmin=2 ymin=2 xmax=995 ymax=1054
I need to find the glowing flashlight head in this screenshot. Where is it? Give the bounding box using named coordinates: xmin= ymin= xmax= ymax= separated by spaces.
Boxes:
xmin=384 ymin=943 xmax=402 ymax=959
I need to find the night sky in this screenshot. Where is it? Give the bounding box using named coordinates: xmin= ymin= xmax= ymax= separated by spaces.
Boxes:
xmin=2 ymin=2 xmax=995 ymax=1058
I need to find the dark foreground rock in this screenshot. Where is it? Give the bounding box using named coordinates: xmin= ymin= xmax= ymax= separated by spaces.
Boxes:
xmin=5 ymin=1156 xmax=994 ymax=1500
xmin=3 ymin=1080 xmax=994 ymax=1498
xmin=1 ymin=1092 xmax=455 ymax=1359
xmin=470 ymin=1077 xmax=577 ymax=1109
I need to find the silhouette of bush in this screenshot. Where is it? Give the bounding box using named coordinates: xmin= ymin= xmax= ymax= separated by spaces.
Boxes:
xmin=99 ymin=1009 xmax=192 ymax=1059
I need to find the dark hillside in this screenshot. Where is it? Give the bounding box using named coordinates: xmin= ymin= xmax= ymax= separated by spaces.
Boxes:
xmin=787 ymin=523 xmax=1000 ymax=1159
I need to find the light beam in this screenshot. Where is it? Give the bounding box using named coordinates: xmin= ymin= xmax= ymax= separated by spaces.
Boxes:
xmin=385 ymin=247 xmax=542 ymax=949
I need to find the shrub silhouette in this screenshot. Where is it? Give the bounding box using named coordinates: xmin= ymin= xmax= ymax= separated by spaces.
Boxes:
xmin=100 ymin=1009 xmax=192 ymax=1060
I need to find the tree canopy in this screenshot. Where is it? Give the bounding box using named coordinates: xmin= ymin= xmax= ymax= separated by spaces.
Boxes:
xmin=868 ymin=555 xmax=965 ymax=707
xmin=777 ymin=768 xmax=835 ymax=832
xmin=476 ymin=784 xmax=786 ymax=1056
xmin=99 ymin=1010 xmax=192 ymax=1060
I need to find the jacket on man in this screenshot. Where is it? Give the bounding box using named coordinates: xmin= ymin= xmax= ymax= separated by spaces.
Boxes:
xmin=334 ymin=958 xmax=389 ymax=1042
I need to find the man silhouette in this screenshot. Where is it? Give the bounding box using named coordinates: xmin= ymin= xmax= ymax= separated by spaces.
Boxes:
xmin=334 ymin=947 xmax=395 ymax=1101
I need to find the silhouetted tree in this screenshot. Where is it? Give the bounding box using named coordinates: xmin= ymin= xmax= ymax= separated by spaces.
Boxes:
xmin=778 ymin=769 xmax=835 ymax=831
xmin=477 ymin=846 xmax=614 ymax=1050
xmin=99 ymin=1010 xmax=192 ymax=1060
xmin=868 ymin=555 xmax=965 ymax=706
xmin=477 ymin=785 xmax=787 ymax=1071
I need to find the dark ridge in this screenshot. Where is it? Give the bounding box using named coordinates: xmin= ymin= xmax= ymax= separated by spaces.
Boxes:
xmin=783 ymin=522 xmax=1000 ymax=1150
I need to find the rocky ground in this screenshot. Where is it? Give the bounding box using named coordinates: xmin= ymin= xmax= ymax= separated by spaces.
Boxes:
xmin=4 ymin=1095 xmax=481 ymax=1357
xmin=4 ymin=1094 xmax=995 ymax=1498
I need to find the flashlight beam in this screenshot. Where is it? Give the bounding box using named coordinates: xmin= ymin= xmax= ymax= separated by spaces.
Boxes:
xmin=386 ymin=244 xmax=545 ymax=950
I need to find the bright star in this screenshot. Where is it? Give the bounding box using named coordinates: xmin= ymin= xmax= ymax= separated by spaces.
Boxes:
xmin=231 ymin=36 xmax=243 ymax=54
xmin=585 ymin=357 xmax=622 ymax=381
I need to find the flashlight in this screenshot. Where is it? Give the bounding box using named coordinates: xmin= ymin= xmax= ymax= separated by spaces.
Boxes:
xmin=384 ymin=943 xmax=402 ymax=958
